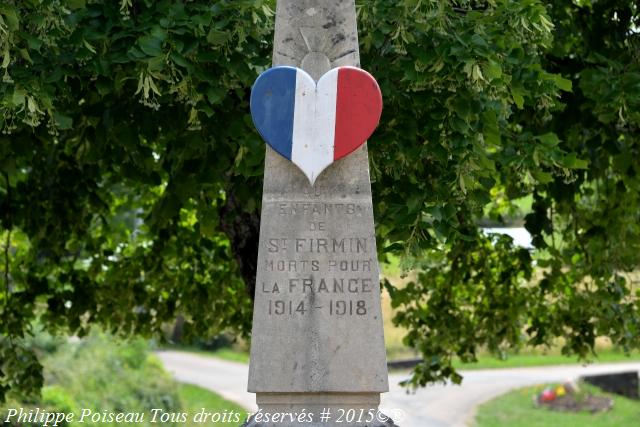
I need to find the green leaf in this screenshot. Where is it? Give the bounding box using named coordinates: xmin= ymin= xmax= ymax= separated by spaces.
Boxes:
xmin=205 ymin=86 xmax=225 ymax=104
xmin=1 ymin=49 xmax=10 ymax=68
xmin=407 ymin=195 xmax=422 ymax=213
xmin=53 ymin=113 xmax=73 ymax=130
xmin=18 ymin=49 xmax=32 ymax=63
xmin=11 ymin=88 xmax=25 ymax=106
xmin=458 ymin=173 xmax=467 ymax=194
xmin=138 ymin=35 xmax=163 ymax=57
xmin=562 ymin=153 xmax=589 ymax=169
xmin=150 ymin=26 xmax=167 ymax=42
xmin=0 ymin=5 xmax=19 ymax=31
xmin=207 ymin=29 xmax=231 ymax=45
xmin=170 ymin=52 xmax=190 ymax=68
xmin=482 ymin=110 xmax=501 ymax=146
xmin=67 ymin=0 xmax=86 ymax=9
xmin=384 ymin=242 xmax=405 ymax=252
xmin=552 ymin=74 xmax=572 ymax=92
xmin=483 ymin=60 xmax=502 ymax=81
xmin=511 ymin=87 xmax=524 ymax=109
xmin=531 ymin=170 xmax=553 ymax=184
xmin=537 ymin=132 xmax=560 ymax=147
xmin=19 ymin=32 xmax=42 ymax=51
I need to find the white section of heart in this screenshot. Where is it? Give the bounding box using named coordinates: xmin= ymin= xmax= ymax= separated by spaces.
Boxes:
xmin=291 ymin=68 xmax=338 ymax=185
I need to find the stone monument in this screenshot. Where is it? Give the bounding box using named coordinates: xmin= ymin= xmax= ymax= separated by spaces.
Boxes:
xmin=245 ymin=1 xmax=392 ymax=425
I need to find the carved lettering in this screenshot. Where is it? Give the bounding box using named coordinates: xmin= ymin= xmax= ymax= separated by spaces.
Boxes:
xmin=327 ymin=259 xmax=373 ymax=271
xmin=288 ymin=238 xmax=368 ymax=253
xmin=310 ymin=221 xmax=326 ymax=231
xmin=261 ymin=282 xmax=280 ymax=293
xmin=277 ymin=202 xmax=364 ymax=217
xmin=267 ymin=299 xmax=367 ymax=316
xmin=267 ymin=277 xmax=373 ymax=295
xmin=264 ymin=259 xmax=321 ymax=272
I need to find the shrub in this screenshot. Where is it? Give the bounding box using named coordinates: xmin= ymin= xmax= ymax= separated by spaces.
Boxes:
xmin=2 ymin=331 xmax=181 ymax=426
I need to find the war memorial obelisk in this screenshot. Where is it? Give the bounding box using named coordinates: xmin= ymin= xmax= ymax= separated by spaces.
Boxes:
xmin=246 ymin=1 xmax=392 ymax=426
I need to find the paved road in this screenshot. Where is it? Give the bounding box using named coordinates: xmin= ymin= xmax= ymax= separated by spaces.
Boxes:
xmin=156 ymin=351 xmax=640 ymax=427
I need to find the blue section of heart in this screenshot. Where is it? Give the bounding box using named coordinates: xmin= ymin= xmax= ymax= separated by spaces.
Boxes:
xmin=250 ymin=67 xmax=297 ymax=160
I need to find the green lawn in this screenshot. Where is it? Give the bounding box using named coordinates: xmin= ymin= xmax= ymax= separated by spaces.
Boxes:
xmin=453 ymin=349 xmax=640 ymax=371
xmin=160 ymin=344 xmax=251 ymax=364
xmin=190 ymin=347 xmax=250 ymax=364
xmin=475 ymin=383 xmax=640 ymax=427
xmin=178 ymin=384 xmax=248 ymax=426
xmin=205 ymin=348 xmax=250 ymax=364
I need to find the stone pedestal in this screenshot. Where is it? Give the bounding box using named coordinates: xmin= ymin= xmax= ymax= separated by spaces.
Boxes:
xmin=246 ymin=1 xmax=390 ymax=425
xmin=242 ymin=393 xmax=397 ymax=427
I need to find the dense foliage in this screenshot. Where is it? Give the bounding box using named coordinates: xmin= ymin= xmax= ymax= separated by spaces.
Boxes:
xmin=1 ymin=331 xmax=180 ymax=426
xmin=0 ymin=0 xmax=638 ymax=398
xmin=0 ymin=0 xmax=268 ymax=400
xmin=381 ymin=0 xmax=640 ymax=386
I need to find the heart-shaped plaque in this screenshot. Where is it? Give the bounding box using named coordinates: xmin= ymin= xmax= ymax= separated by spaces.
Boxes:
xmin=250 ymin=66 xmax=382 ymax=184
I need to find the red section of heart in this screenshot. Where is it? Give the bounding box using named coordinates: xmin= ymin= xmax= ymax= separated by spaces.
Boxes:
xmin=334 ymin=67 xmax=383 ymax=161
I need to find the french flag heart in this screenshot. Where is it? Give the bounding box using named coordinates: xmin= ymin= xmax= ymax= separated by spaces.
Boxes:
xmin=250 ymin=66 xmax=383 ymax=184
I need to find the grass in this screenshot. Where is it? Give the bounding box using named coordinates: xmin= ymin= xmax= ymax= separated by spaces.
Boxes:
xmin=454 ymin=349 xmax=640 ymax=371
xmin=178 ymin=384 xmax=248 ymax=426
xmin=160 ymin=344 xmax=251 ymax=364
xmin=204 ymin=348 xmax=250 ymax=364
xmin=474 ymin=383 xmax=640 ymax=427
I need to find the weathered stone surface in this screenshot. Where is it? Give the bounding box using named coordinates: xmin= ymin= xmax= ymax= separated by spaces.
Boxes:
xmin=272 ymin=0 xmax=361 ymax=78
xmin=248 ymin=0 xmax=388 ymax=398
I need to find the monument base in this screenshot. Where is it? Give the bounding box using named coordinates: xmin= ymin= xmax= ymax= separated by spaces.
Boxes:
xmin=241 ymin=393 xmax=399 ymax=427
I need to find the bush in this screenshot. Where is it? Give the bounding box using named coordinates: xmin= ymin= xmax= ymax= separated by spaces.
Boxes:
xmin=1 ymin=331 xmax=181 ymax=427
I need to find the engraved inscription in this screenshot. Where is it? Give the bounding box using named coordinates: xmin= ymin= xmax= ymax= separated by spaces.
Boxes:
xmin=278 ymin=202 xmax=364 ymax=217
xmin=260 ymin=198 xmax=377 ymax=318
xmin=262 ymin=277 xmax=373 ymax=294
xmin=248 ymin=0 xmax=389 ymax=394
xmin=264 ymin=259 xmax=373 ymax=272
xmin=267 ymin=299 xmax=367 ymax=316
xmin=267 ymin=237 xmax=369 ymax=253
